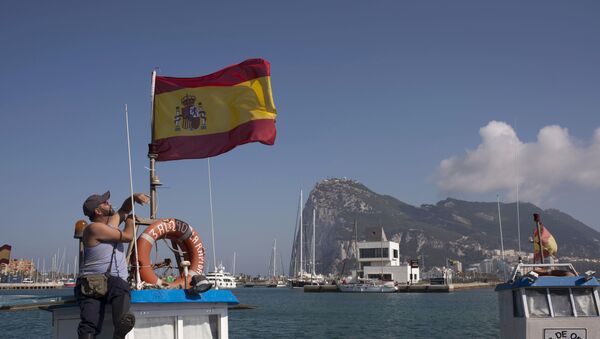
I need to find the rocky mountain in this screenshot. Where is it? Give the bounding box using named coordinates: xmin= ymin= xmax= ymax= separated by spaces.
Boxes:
xmin=293 ymin=178 xmax=600 ymax=275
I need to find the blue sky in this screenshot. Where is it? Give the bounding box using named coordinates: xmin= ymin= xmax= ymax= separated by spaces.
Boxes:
xmin=1 ymin=1 xmax=599 ymax=275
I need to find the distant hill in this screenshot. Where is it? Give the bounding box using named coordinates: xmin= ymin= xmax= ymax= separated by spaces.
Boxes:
xmin=291 ymin=178 xmax=600 ymax=275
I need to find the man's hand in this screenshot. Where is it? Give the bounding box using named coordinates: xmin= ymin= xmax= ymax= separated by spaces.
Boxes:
xmin=133 ymin=193 xmax=150 ymax=205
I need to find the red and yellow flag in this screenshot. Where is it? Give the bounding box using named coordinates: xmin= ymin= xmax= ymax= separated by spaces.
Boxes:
xmin=152 ymin=58 xmax=277 ymax=161
xmin=0 ymin=244 xmax=11 ymax=265
xmin=533 ymin=223 xmax=558 ymax=261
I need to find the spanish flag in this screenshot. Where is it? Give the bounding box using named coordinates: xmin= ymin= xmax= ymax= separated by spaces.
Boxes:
xmin=0 ymin=244 xmax=11 ymax=265
xmin=533 ymin=223 xmax=558 ymax=262
xmin=152 ymin=58 xmax=277 ymax=161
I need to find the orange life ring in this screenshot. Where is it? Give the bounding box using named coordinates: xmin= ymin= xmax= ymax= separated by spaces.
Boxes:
xmin=132 ymin=218 xmax=205 ymax=288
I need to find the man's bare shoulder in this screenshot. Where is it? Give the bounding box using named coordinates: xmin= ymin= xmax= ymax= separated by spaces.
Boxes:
xmin=84 ymin=222 xmax=110 ymax=237
xmin=86 ymin=222 xmax=108 ymax=231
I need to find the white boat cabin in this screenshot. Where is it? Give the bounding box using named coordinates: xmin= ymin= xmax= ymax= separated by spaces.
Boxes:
xmin=49 ymin=289 xmax=238 ymax=339
xmin=495 ymin=263 xmax=600 ymax=339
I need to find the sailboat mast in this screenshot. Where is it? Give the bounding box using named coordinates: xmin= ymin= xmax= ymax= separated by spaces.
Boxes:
xmin=312 ymin=208 xmax=316 ymax=277
xmin=299 ymin=190 xmax=303 ymax=275
xmin=273 ymin=239 xmax=277 ymax=277
xmin=497 ymin=194 xmax=507 ymax=279
xmin=515 ymin=129 xmax=522 ymax=256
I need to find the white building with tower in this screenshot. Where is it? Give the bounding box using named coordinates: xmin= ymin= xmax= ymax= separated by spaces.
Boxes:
xmin=352 ymin=227 xmax=420 ymax=284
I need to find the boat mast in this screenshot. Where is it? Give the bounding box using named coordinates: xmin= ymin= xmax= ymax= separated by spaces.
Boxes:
xmin=299 ymin=190 xmax=303 ymax=276
xmin=233 ymin=251 xmax=236 ymax=276
xmin=497 ymin=194 xmax=507 ymax=280
xmin=514 ymin=126 xmax=522 ymax=258
xmin=312 ymin=208 xmax=316 ymax=278
xmin=354 ymin=219 xmax=359 ymax=278
xmin=273 ymin=239 xmax=277 ymax=277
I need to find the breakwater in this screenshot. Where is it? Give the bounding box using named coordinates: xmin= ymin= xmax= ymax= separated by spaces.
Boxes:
xmin=0 ymin=283 xmax=63 ymax=290
xmin=304 ymin=282 xmax=497 ymax=293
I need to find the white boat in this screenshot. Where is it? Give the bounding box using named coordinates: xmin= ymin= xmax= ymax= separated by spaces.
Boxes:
xmin=495 ymin=213 xmax=600 ymax=339
xmin=206 ymin=264 xmax=237 ymax=289
xmin=337 ymin=279 xmax=397 ymax=293
xmin=495 ymin=262 xmax=599 ymax=339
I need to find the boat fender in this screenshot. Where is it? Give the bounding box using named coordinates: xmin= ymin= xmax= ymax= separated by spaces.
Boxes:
xmin=133 ymin=218 xmax=205 ymax=289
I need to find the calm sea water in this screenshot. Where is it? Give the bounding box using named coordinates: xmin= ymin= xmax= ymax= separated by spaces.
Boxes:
xmin=0 ymin=287 xmax=499 ymax=338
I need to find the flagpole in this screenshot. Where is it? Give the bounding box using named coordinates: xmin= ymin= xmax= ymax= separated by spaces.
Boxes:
xmin=207 ymin=158 xmax=217 ymax=273
xmin=534 ymin=214 xmax=544 ymax=264
xmin=149 ymin=69 xmax=158 ymax=219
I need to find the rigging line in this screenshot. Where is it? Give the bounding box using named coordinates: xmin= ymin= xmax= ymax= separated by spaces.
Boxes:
xmin=514 ymin=119 xmax=522 ymax=257
xmin=161 ymin=238 xmax=187 ymax=256
xmin=208 ymin=158 xmax=217 ymax=272
xmin=125 ymin=104 xmax=142 ymax=289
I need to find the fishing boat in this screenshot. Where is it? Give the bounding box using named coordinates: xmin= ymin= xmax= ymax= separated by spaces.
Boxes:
xmin=495 ymin=262 xmax=599 ymax=339
xmin=206 ymin=264 xmax=237 ymax=289
xmin=495 ymin=213 xmax=600 ymax=339
xmin=48 ymin=59 xmax=278 ymax=338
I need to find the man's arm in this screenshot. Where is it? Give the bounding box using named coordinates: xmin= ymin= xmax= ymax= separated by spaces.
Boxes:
xmin=112 ymin=193 xmax=150 ymax=225
xmin=87 ymin=217 xmax=135 ymax=243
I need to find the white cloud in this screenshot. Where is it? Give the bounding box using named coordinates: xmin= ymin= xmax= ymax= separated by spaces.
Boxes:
xmin=436 ymin=121 xmax=600 ymax=204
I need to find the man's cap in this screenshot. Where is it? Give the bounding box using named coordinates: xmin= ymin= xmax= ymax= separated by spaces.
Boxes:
xmin=83 ymin=191 xmax=110 ymax=218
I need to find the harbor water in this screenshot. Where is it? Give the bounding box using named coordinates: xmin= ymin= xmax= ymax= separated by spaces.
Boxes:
xmin=0 ymin=287 xmax=499 ymax=338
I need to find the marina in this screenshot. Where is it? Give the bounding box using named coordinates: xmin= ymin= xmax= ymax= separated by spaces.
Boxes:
xmin=1 ymin=287 xmax=501 ymax=338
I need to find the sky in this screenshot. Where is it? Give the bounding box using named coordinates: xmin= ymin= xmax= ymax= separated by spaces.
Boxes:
xmin=1 ymin=1 xmax=599 ymax=275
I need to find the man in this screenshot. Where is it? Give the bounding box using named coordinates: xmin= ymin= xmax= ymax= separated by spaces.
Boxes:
xmin=77 ymin=190 xmax=149 ymax=339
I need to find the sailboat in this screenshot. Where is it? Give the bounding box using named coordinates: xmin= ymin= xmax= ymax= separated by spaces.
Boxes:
xmin=288 ymin=197 xmax=324 ymax=287
xmin=267 ymin=239 xmax=286 ymax=287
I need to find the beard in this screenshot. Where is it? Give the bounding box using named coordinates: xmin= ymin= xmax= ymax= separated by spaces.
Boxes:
xmin=100 ymin=207 xmax=115 ymax=217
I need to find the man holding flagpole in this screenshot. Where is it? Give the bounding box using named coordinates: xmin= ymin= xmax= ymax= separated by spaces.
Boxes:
xmin=77 ymin=191 xmax=148 ymax=339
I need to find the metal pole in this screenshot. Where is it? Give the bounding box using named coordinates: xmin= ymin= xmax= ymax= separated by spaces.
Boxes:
xmin=497 ymin=195 xmax=507 ymax=280
xmin=312 ymin=208 xmax=316 ymax=277
xmin=149 ymin=69 xmax=158 ymax=219
xmin=299 ymin=190 xmax=303 ymax=275
xmin=208 ymin=158 xmax=217 ymax=272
